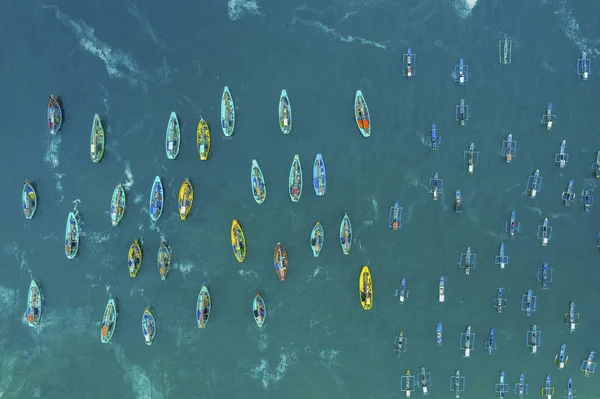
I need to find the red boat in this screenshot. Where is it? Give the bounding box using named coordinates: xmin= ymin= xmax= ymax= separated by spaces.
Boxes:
xmin=273 ymin=242 xmax=288 ymax=281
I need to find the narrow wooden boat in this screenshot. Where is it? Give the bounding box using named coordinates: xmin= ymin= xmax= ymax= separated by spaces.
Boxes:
xmin=128 ymin=239 xmax=142 ymax=277
xmin=231 ymin=220 xmax=246 ymax=262
xmin=22 ymin=180 xmax=37 ymax=219
xmin=221 ymin=86 xmax=235 ymax=137
xmin=47 ymin=95 xmax=62 ymax=135
xmin=65 ymin=212 xmax=79 ymax=259
xmin=165 ymin=112 xmax=181 ymax=160
xmin=149 ymin=175 xmax=164 ymax=222
xmin=157 ymin=241 xmax=171 ymax=280
xmin=279 ymin=89 xmax=292 ymax=134
xmin=359 ymin=266 xmax=373 ymax=310
xmin=273 ymin=242 xmax=288 ymax=281
xmin=310 ymin=221 xmax=324 ymax=257
xmin=142 ymin=307 xmax=156 ymax=345
xmin=354 ymin=90 xmax=371 ymax=137
xmin=196 ymin=285 xmax=211 ymax=328
xmin=90 ymin=114 xmax=105 ymax=163
xmin=253 ymin=291 xmax=266 ymax=328
xmin=178 ymin=178 xmax=193 ymax=220
xmin=26 ymin=279 xmax=41 ymax=327
xmin=197 ymin=116 xmax=211 ymax=161
xmin=110 ymin=184 xmax=126 ymax=227
xmin=288 ymin=154 xmax=303 ymax=202
xmin=100 ymin=298 xmax=117 ymax=343
xmin=313 ymin=154 xmax=326 ymax=196
xmin=596 ymin=150 xmax=600 ymax=178
xmin=250 ymin=159 xmax=266 ymax=204
xmin=339 ymin=213 xmax=352 ymax=255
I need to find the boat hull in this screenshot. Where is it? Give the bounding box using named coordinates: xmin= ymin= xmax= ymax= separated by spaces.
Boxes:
xmin=196 ymin=286 xmax=211 ymax=328
xmin=313 ymin=154 xmax=326 ymax=196
xmin=110 ymin=184 xmax=126 ymax=226
xmin=310 ymin=221 xmax=324 ymax=257
xmin=359 ymin=266 xmax=373 ymax=310
xmin=339 ymin=213 xmax=352 ymax=255
xmin=165 ymin=112 xmax=181 ymax=160
xmin=354 ymin=90 xmax=371 ymax=137
xmin=157 ymin=241 xmax=171 ymax=280
xmin=101 ymin=298 xmax=117 ymax=343
xmin=279 ymin=89 xmax=292 ymax=134
xmin=149 ymin=176 xmax=164 ymax=222
xmin=197 ymin=117 xmax=211 ymax=160
xmin=178 ymin=179 xmax=193 ymax=220
xmin=250 ymin=160 xmax=266 ymax=204
xmin=47 ymin=95 xmax=62 ymax=135
xmin=253 ymin=292 xmax=266 ymax=328
xmin=26 ymin=280 xmax=41 ymax=327
xmin=65 ymin=212 xmax=79 ymax=259
xmin=289 ymin=155 xmax=303 ymax=202
xmin=90 ymin=114 xmax=105 ymax=163
xmin=22 ymin=180 xmax=37 ymax=219
xmin=231 ymin=220 xmax=247 ymax=262
xmin=142 ymin=307 xmax=156 ymax=345
xmin=273 ymin=242 xmax=288 ymax=281
xmin=128 ymin=239 xmax=142 ymax=277
xmin=221 ymin=86 xmax=235 ymax=137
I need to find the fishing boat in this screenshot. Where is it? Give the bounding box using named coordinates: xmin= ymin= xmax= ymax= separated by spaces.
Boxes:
xmin=250 ymin=159 xmax=266 ymax=204
xmin=279 ymin=89 xmax=292 ymax=134
xmin=339 ymin=213 xmax=352 ymax=255
xmin=128 ymin=239 xmax=142 ymax=277
xmin=288 ymin=155 xmax=303 ymax=202
xmin=354 ymin=90 xmax=371 ymax=137
xmin=196 ymin=286 xmax=211 ymax=328
xmin=100 ymin=298 xmax=117 ymax=343
xmin=197 ymin=116 xmax=211 ymax=160
xmin=439 ymin=276 xmax=445 ymax=302
xmin=22 ymin=180 xmax=37 ymax=219
xmin=142 ymin=307 xmax=156 ymax=345
xmin=178 ymin=178 xmax=193 ymax=220
xmin=221 ymin=86 xmax=235 ymax=137
xmin=231 ymin=220 xmax=247 ymax=262
xmin=148 ymin=175 xmax=164 ymax=222
xmin=165 ymin=112 xmax=180 ymax=160
xmin=313 ymin=154 xmax=326 ymax=196
xmin=26 ymin=279 xmax=41 ymax=327
xmin=157 ymin=241 xmax=171 ymax=280
xmin=90 ymin=113 xmax=105 ymax=163
xmin=455 ymin=190 xmax=463 ymax=213
xmin=359 ymin=265 xmax=373 ymax=310
xmin=273 ymin=242 xmax=288 ymax=281
xmin=388 ymin=201 xmax=402 ymax=230
xmin=110 ymin=184 xmax=126 ymax=226
xmin=436 ymin=322 xmax=443 ymax=346
xmin=595 ymin=151 xmax=600 ymax=178
xmin=253 ymin=292 xmax=266 ymax=328
xmin=505 ymin=134 xmax=514 ymax=163
xmin=47 ymin=95 xmax=62 ymax=135
xmin=310 ymin=221 xmax=324 ymax=257
xmin=65 ymin=211 xmax=79 ymax=259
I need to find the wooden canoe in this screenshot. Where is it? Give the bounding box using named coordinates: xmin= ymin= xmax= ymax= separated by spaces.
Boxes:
xmin=359 ymin=266 xmax=373 ymax=310
xmin=310 ymin=221 xmax=324 ymax=257
xmin=197 ymin=116 xmax=211 ymax=160
xmin=354 ymin=90 xmax=371 ymax=137
xmin=65 ymin=211 xmax=79 ymax=259
xmin=110 ymin=184 xmax=126 ymax=227
xmin=157 ymin=241 xmax=171 ymax=280
xmin=253 ymin=292 xmax=266 ymax=328
xmin=288 ymin=154 xmax=303 ymax=202
xmin=178 ymin=178 xmax=193 ymax=220
xmin=90 ymin=113 xmax=105 ymax=163
xmin=149 ymin=175 xmax=164 ymax=222
xmin=142 ymin=307 xmax=156 ymax=345
xmin=196 ymin=286 xmax=211 ymax=328
xmin=250 ymin=160 xmax=266 ymax=204
xmin=339 ymin=213 xmax=352 ymax=255
xmin=231 ymin=220 xmax=246 ymax=262
xmin=273 ymin=242 xmax=288 ymax=281
xmin=221 ymin=86 xmax=235 ymax=137
xmin=313 ymin=154 xmax=326 ymax=196
xmin=26 ymin=279 xmax=42 ymax=327
xmin=47 ymin=95 xmax=62 ymax=135
xmin=22 ymin=180 xmax=37 ymax=219
xmin=279 ymin=89 xmax=292 ymax=134
xmin=100 ymin=298 xmax=117 ymax=343
xmin=166 ymin=112 xmax=180 ymax=160
xmin=128 ymin=239 xmax=142 ymax=277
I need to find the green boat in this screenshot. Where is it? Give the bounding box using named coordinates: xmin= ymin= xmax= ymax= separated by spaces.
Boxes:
xmin=26 ymin=279 xmax=41 ymax=327
xmin=90 ymin=114 xmax=105 ymax=163
xmin=110 ymin=184 xmax=126 ymax=227
xmin=100 ymin=298 xmax=117 ymax=343
xmin=196 ymin=285 xmax=211 ymax=328
xmin=279 ymin=89 xmax=292 ymax=135
xmin=22 ymin=180 xmax=37 ymax=219
xmin=65 ymin=211 xmax=79 ymax=259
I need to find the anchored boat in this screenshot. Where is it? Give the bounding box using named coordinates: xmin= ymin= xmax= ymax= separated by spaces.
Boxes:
xmin=498 ymin=36 xmax=512 ymax=65
xmin=197 ymin=116 xmax=211 ymax=160
xmin=339 ymin=213 xmax=352 ymax=255
xmin=279 ymin=89 xmax=292 ymax=134
xmin=128 ymin=239 xmax=142 ymax=277
xmin=251 ymin=159 xmax=266 ymax=204
xmin=310 ymin=221 xmax=324 ymax=257
xmin=577 ymin=52 xmax=591 ymax=80
xmin=90 ymin=114 xmax=105 ymax=163
xmin=388 ymin=201 xmax=402 ymax=230
xmin=22 ymin=180 xmax=37 ymax=219
xmin=196 ymin=286 xmax=211 ymax=328
xmin=439 ymin=276 xmax=445 ymax=302
xmin=178 ymin=178 xmax=193 ymax=220
xmin=273 ymin=242 xmax=288 ymax=281
xmin=109 ymin=184 xmax=126 ymax=226
xmin=157 ymin=241 xmax=171 ymax=280
xmin=165 ymin=112 xmax=181 ymax=160
xmin=149 ymin=175 xmax=164 ymax=222
xmin=541 ymin=102 xmax=556 ymax=130
xmin=313 ymin=154 xmax=326 ymax=196
xmin=354 ymin=90 xmax=371 ymax=137
xmin=231 ymin=220 xmax=247 ymax=262
xmin=253 ymin=292 xmax=266 ymax=328
xmin=65 ymin=211 xmax=79 ymax=259
xmin=403 ymin=48 xmax=415 ymax=77
xmin=47 ymin=95 xmax=62 ymax=135
xmin=288 ymin=155 xmax=303 ymax=202
xmin=26 ymin=279 xmax=41 ymax=327
xmin=359 ymin=265 xmax=373 ymax=310
xmin=455 ymin=190 xmax=463 ymax=213
xmin=221 ymin=86 xmax=235 ymax=137
xmin=100 ymin=298 xmax=117 ymax=343
xmin=142 ymin=307 xmax=156 ymax=345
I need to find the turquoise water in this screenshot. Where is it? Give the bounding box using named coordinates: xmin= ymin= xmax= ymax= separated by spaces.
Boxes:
xmin=2 ymin=0 xmax=600 ymax=398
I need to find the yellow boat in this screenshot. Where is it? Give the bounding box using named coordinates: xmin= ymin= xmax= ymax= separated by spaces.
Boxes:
xmin=231 ymin=220 xmax=246 ymax=262
xmin=359 ymin=265 xmax=373 ymax=310
xmin=197 ymin=116 xmax=211 ymax=161
xmin=178 ymin=178 xmax=193 ymax=220
xmin=128 ymin=239 xmax=142 ymax=277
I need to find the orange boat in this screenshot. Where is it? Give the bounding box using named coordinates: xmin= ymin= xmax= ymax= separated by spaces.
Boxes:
xmin=273 ymin=242 xmax=288 ymax=281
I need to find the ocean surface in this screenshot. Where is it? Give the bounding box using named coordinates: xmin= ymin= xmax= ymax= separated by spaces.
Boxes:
xmin=2 ymin=0 xmax=600 ymax=398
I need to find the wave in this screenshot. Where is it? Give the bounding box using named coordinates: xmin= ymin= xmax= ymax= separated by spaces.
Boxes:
xmin=555 ymin=0 xmax=600 ymax=54
xmin=173 ymin=260 xmax=195 ymax=279
xmin=452 ymin=0 xmax=478 ymax=19
xmin=228 ymin=0 xmax=263 ymax=21
xmin=124 ymin=161 xmax=135 ymax=189
xmin=43 ymin=135 xmax=61 ymax=168
xmin=54 ymin=173 xmax=65 ymax=204
xmin=127 ymin=0 xmax=166 ymax=48
xmin=247 ymin=350 xmax=297 ymax=390
xmin=293 ymin=18 xmax=386 ymax=50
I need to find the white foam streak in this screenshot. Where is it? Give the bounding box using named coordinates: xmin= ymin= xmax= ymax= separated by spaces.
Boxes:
xmin=228 ymin=0 xmax=263 ymax=21
xmin=43 ymin=135 xmax=61 ymax=168
xmin=248 ymin=350 xmax=297 ymax=390
xmin=298 ymin=19 xmax=386 ymax=50
xmin=124 ymin=161 xmax=134 ymax=189
xmin=555 ymin=1 xmax=600 ymax=54
xmin=453 ymin=0 xmax=478 ymax=19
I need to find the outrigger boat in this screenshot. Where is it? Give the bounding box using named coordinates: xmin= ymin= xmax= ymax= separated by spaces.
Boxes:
xmin=514 ymin=374 xmax=528 ymax=399
xmin=455 ymin=190 xmax=463 ymax=213
xmin=581 ymin=350 xmax=596 ymax=377
xmin=403 ymin=48 xmax=415 ymax=77
xmin=64 ymin=211 xmax=79 ymax=259
xmin=495 ymin=371 xmax=508 ymax=399
xmin=221 ymin=86 xmax=235 ymax=137
xmin=537 ymin=218 xmax=552 ymax=246
xmin=459 ymin=247 xmax=476 ymax=275
xmin=251 ymin=159 xmax=266 ymax=204
xmin=595 ymin=150 xmax=600 ymax=178
xmin=394 ymin=331 xmax=407 ymax=357
xmin=149 ymin=175 xmax=164 ymax=222
xmin=418 ymin=367 xmax=431 ymax=395
xmin=429 ymin=123 xmax=440 ymax=150
xmin=22 ymin=180 xmax=37 ymax=219
xmin=178 ymin=178 xmax=193 ymax=220
xmin=494 ymin=288 xmax=506 ymax=313
xmin=359 ymin=265 xmax=373 ymax=310
xmin=464 ymin=143 xmax=479 ymax=174
xmin=438 ymin=276 xmax=445 ymax=302
xmin=400 ymin=370 xmax=415 ymax=398
xmin=498 ymin=36 xmax=512 ymax=65
xmin=339 ymin=213 xmax=352 ymax=255
xmin=494 ymin=243 xmax=508 ymax=269
xmin=354 ymin=90 xmax=371 ymax=137
xmin=565 ymin=378 xmax=576 ymax=399
xmin=454 ymin=58 xmax=469 ymax=85
xmin=541 ymin=102 xmax=556 ymax=130
xmin=505 ymin=210 xmax=520 ymax=237
xmin=456 ymin=99 xmax=469 ymax=126
xmin=90 ymin=114 xmax=105 ymax=163
xmin=128 ymin=239 xmax=142 ymax=277
xmin=542 ymin=375 xmax=554 ymax=399
xmin=196 ymin=285 xmax=211 ymax=328
xmin=581 ymin=189 xmax=593 ymax=211
xmin=389 ymin=201 xmax=402 ymax=230
xmin=288 ymin=154 xmax=303 ymax=202
xmin=279 ymin=89 xmax=292 ymax=135
xmin=555 ymin=140 xmax=569 ymax=168
xmin=577 ymin=51 xmax=591 ymax=80
xmin=521 ymin=289 xmax=537 ymax=316
xmin=100 ymin=297 xmax=117 ymax=343
xmin=486 ymin=328 xmax=497 ymax=355
xmin=313 ymin=154 xmax=326 ymax=196
xmin=310 ymin=221 xmax=324 ymax=257
xmin=460 ymin=326 xmax=474 ymax=358
xmin=450 ymin=370 xmax=466 ymax=398
xmin=565 ymin=302 xmax=580 ymax=333
xmin=142 ymin=307 xmax=156 ymax=345
xmin=196 ymin=116 xmax=211 ymax=160
xmin=526 ymin=324 xmax=541 ymax=354
xmin=157 ymin=241 xmax=171 ymax=280
xmin=436 ymin=322 xmax=442 ymax=346
xmin=231 ymin=220 xmax=246 ymax=262
xmin=501 ymin=134 xmax=516 ymax=163
xmin=47 ymin=95 xmax=62 ymax=135
xmin=554 ymin=344 xmax=568 ymax=370
xmin=537 ymin=262 xmax=553 ymax=289
xmin=110 ymin=184 xmax=126 ymax=227
xmin=527 ymin=169 xmax=543 ymax=198
xmin=253 ymin=291 xmax=266 ymax=328
xmin=562 ymin=180 xmax=576 ymax=206
xmin=395 ymin=277 xmax=408 ymax=304
xmin=165 ymin=111 xmax=180 ymax=160
xmin=429 ymin=173 xmax=444 ymax=200
xmin=26 ymin=279 xmax=42 ymax=327
xmin=273 ymin=242 xmax=288 ymax=281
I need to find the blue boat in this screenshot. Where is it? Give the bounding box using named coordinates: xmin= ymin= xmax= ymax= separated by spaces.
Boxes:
xmin=565 ymin=378 xmax=575 ymax=399
xmin=577 ymin=52 xmax=591 ymax=80
xmin=527 ymin=169 xmax=543 ymax=198
xmin=455 ymin=190 xmax=463 ymax=213
xmin=388 ymin=201 xmax=402 ymax=230
xmin=514 ymin=374 xmax=528 ymax=398
xmin=542 ymin=375 xmax=554 ymax=397
xmin=554 ymin=344 xmax=568 ymax=370
xmin=581 ymin=350 xmax=596 ymax=377
xmin=505 ymin=210 xmax=520 ymax=237
xmin=562 ymin=180 xmax=576 ymax=206
xmin=565 ymin=302 xmax=580 ymax=333
xmin=581 ymin=189 xmax=593 ymax=211
xmin=149 ymin=175 xmax=164 ymax=222
xmin=313 ymin=154 xmax=326 ymax=196
xmin=494 ymin=288 xmax=506 ymax=313
xmin=436 ymin=322 xmax=442 ymax=346
xmin=403 ymin=48 xmax=415 ymax=77
xmin=541 ymin=102 xmax=556 ymax=130
xmin=395 ymin=277 xmax=408 ymax=303
xmin=494 ymin=243 xmax=508 ymax=269
xmin=456 ymin=99 xmax=469 ymax=126
xmin=526 ymin=324 xmax=541 ymax=354
xmin=450 ymin=370 xmax=465 ymax=397
xmin=486 ymin=328 xmax=496 ymax=355
xmin=521 ymin=289 xmax=537 ymax=316
xmin=430 ymin=123 xmax=440 ymax=150
xmin=537 ymin=263 xmax=553 ymax=289
xmin=454 ymin=58 xmax=469 ymax=85
xmin=495 ymin=371 xmax=508 ymax=398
